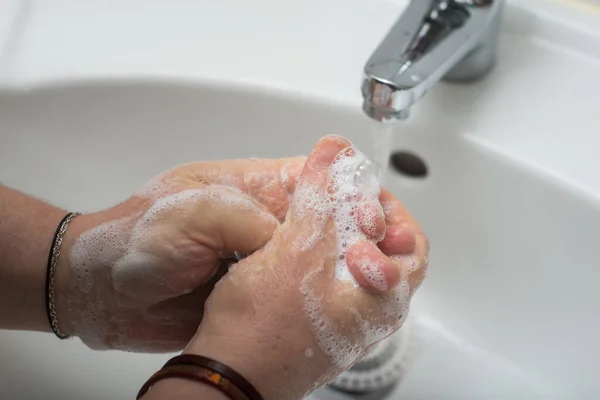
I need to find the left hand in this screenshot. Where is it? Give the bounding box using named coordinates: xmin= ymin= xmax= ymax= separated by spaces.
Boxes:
xmin=184 ymin=135 xmax=428 ymax=399
xmin=55 ymin=156 xmax=305 ymax=352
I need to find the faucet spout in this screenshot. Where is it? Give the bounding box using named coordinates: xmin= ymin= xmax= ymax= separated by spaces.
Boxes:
xmin=361 ymin=0 xmax=504 ymax=122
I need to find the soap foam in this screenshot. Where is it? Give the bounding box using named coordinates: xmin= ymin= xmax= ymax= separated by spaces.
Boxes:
xmin=300 ymin=267 xmax=366 ymax=369
xmin=391 ymin=254 xmax=421 ymax=275
xmin=291 ymin=146 xmax=383 ymax=277
xmin=69 ymin=184 xmax=279 ymax=350
xmin=381 ymin=200 xmax=408 ymax=228
xmin=69 ymin=215 xmax=138 ymax=349
xmin=327 ymin=146 xmax=382 ymax=282
xmin=356 ymin=256 xmax=388 ymax=292
xmin=296 ymin=143 xmax=412 ymax=369
xmin=301 ymin=268 xmax=410 ymax=369
xmin=114 ymin=186 xmax=278 ymax=297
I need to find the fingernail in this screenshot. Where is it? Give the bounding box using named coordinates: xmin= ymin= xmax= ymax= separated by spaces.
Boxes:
xmin=316 ymin=136 xmax=351 ymax=167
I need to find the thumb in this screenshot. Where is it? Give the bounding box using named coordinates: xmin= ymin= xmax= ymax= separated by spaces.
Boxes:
xmin=202 ymin=185 xmax=280 ymax=255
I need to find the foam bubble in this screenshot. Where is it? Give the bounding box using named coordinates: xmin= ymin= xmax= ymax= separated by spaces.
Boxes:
xmin=68 ymin=215 xmax=137 ymax=349
xmin=391 ymin=254 xmax=421 ymax=275
xmin=301 ymin=267 xmax=363 ymax=367
xmin=357 ymin=257 xmax=388 ymax=292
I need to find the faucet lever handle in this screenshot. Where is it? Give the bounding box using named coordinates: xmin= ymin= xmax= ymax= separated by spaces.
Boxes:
xmin=404 ymin=1 xmax=471 ymax=64
xmin=364 ymin=0 xmax=435 ymax=78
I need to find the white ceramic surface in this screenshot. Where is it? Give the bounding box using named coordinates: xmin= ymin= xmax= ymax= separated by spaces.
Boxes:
xmin=0 ymin=1 xmax=599 ymax=399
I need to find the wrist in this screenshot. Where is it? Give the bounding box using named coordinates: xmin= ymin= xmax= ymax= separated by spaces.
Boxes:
xmin=184 ymin=327 xmax=327 ymax=400
xmin=184 ymin=332 xmax=274 ymax=399
xmin=53 ymin=197 xmax=150 ymax=338
xmin=53 ymin=211 xmax=102 ymax=337
xmin=142 ymin=377 xmax=229 ymax=400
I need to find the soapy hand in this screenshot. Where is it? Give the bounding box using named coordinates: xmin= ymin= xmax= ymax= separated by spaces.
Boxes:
xmin=186 ymin=136 xmax=428 ymax=400
xmin=54 ymin=156 xmax=307 ymax=351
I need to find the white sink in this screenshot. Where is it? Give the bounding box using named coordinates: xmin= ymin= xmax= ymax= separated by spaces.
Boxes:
xmin=1 ymin=1 xmax=600 ymax=399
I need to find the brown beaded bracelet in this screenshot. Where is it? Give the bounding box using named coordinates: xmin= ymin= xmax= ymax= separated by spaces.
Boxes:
xmin=137 ymin=354 xmax=264 ymax=400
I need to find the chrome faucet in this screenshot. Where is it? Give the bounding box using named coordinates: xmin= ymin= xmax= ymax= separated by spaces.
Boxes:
xmin=361 ymin=0 xmax=504 ymax=122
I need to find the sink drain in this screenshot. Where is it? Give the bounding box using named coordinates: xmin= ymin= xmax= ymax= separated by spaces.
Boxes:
xmin=389 ymin=151 xmax=428 ymax=178
xmin=328 ymin=316 xmax=421 ymax=396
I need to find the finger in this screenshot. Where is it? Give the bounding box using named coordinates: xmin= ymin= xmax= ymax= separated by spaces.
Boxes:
xmin=290 ymin=135 xmax=352 ymax=220
xmin=300 ymin=135 xmax=352 ymax=187
xmin=200 ymin=185 xmax=282 ymax=254
xmin=377 ymin=189 xmax=420 ymax=255
xmin=378 ymin=188 xmax=415 ymax=228
xmin=356 ymin=198 xmax=386 ymax=241
xmin=242 ymin=157 xmax=305 ymax=221
xmin=181 ymin=157 xmax=306 ymax=221
xmin=346 ymin=241 xmax=401 ymax=293
xmin=378 ymin=226 xmax=416 ymax=255
xmin=378 ymin=188 xmax=428 ymax=294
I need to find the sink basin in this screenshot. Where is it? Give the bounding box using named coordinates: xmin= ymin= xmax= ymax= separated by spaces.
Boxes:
xmin=1 ymin=1 xmax=600 ymax=399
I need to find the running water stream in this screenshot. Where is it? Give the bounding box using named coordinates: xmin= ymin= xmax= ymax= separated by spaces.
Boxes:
xmin=369 ymin=123 xmax=394 ymax=183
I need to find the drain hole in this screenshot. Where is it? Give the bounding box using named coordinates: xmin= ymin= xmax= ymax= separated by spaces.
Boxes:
xmin=390 ymin=151 xmax=428 ymax=178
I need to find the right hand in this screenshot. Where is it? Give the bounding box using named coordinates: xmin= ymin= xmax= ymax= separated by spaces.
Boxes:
xmin=55 ymin=155 xmax=305 ymax=352
xmin=186 ymin=135 xmax=428 ymax=400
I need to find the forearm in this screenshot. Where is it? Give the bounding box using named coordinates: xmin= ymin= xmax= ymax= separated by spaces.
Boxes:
xmin=141 ymin=379 xmax=230 ymax=400
xmin=0 ymin=184 xmax=66 ymax=331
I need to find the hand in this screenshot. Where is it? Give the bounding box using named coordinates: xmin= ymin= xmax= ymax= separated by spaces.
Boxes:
xmin=55 ymin=156 xmax=305 ymax=352
xmin=186 ymin=135 xmax=428 ymax=400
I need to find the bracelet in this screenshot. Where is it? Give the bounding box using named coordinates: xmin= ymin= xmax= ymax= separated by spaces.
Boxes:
xmin=137 ymin=355 xmax=264 ymax=400
xmin=45 ymin=211 xmax=80 ymax=339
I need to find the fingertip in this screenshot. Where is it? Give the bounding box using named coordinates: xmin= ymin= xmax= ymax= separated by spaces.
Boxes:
xmin=378 ymin=189 xmax=409 ymax=226
xmin=410 ymin=231 xmax=430 ymax=295
xmin=296 ymin=135 xmax=353 ymax=194
xmin=356 ymin=201 xmax=386 ymax=241
xmin=378 ymin=226 xmax=416 ymax=255
xmin=346 ymin=242 xmax=401 ymax=293
xmin=392 ymin=253 xmax=425 ymax=297
xmin=305 ymin=135 xmax=352 ymax=170
xmin=320 ymin=134 xmax=352 ymax=149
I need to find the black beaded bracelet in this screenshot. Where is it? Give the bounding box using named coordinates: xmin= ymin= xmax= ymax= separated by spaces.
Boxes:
xmin=45 ymin=212 xmax=80 ymax=339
